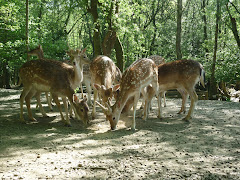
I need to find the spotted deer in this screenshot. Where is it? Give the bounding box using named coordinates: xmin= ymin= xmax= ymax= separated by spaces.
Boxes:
xmin=90 ymin=55 xmax=121 ymax=119
xmin=156 ymin=59 xmax=205 ymax=121
xmin=27 ymin=45 xmax=53 ymax=111
xmin=147 ymin=55 xmax=167 ymax=107
xmin=19 ymin=48 xmax=90 ymax=126
xmin=97 ymin=58 xmax=158 ymax=130
xmin=67 ymin=50 xmax=92 ymax=106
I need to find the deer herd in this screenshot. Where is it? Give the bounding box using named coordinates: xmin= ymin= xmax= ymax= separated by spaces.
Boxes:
xmin=19 ymin=45 xmax=205 ymax=130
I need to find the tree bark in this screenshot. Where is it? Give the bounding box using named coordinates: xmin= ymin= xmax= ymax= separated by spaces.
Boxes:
xmin=114 ymin=35 xmax=124 ymax=72
xmin=26 ymin=0 xmax=29 ymax=60
xmin=176 ymin=0 xmax=182 ymax=60
xmin=88 ymin=0 xmax=102 ymax=57
xmin=209 ymin=0 xmax=220 ymax=100
xmin=202 ymin=0 xmax=209 ymax=53
xmin=226 ymin=3 xmax=240 ymax=49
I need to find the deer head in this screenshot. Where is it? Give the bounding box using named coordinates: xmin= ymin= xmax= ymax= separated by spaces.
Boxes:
xmin=73 ymin=94 xmax=89 ymax=124
xmin=28 ymin=44 xmax=44 ymax=59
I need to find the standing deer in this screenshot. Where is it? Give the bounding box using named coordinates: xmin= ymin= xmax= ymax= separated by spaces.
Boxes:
xmin=19 ymin=48 xmax=90 ymax=126
xmin=157 ymin=59 xmax=205 ymax=121
xmin=90 ymin=55 xmax=121 ymax=119
xmin=97 ymin=58 xmax=158 ymax=130
xmin=67 ymin=50 xmax=92 ymax=106
xmin=147 ymin=55 xmax=166 ymax=107
xmin=27 ymin=45 xmax=53 ymax=111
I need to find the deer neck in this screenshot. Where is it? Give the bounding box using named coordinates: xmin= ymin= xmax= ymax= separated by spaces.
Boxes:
xmin=113 ymin=91 xmax=129 ymax=122
xmin=71 ymin=60 xmax=83 ymax=89
xmin=37 ymin=51 xmax=44 ymax=59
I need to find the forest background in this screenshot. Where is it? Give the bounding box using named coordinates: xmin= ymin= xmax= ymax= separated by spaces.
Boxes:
xmin=0 ymin=0 xmax=239 ymax=100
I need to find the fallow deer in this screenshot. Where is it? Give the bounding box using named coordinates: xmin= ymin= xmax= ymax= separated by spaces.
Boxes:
xmin=148 ymin=55 xmax=166 ymax=107
xmin=19 ymin=48 xmax=90 ymax=126
xmin=90 ymin=55 xmax=121 ymax=119
xmin=27 ymin=45 xmax=53 ymax=111
xmin=156 ymin=59 xmax=205 ymax=121
xmin=97 ymin=58 xmax=158 ymax=130
xmin=67 ymin=50 xmax=92 ymax=106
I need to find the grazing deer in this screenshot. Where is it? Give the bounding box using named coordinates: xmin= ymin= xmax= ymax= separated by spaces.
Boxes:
xmin=90 ymin=55 xmax=121 ymax=119
xmin=19 ymin=48 xmax=90 ymax=126
xmin=157 ymin=59 xmax=205 ymax=121
xmin=97 ymin=58 xmax=158 ymax=130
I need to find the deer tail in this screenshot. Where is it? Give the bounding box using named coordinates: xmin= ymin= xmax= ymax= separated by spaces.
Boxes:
xmin=200 ymin=67 xmax=205 ymax=88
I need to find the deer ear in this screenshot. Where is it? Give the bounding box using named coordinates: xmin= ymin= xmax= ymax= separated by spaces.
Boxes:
xmin=113 ymin=84 xmax=120 ymax=91
xmin=82 ymin=48 xmax=87 ymax=53
xmin=73 ymin=94 xmax=79 ymax=103
xmin=83 ymin=95 xmax=88 ymax=102
xmin=94 ymin=83 xmax=101 ymax=90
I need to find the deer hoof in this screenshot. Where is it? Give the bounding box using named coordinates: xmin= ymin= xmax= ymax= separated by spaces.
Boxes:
xmin=182 ymin=116 xmax=191 ymax=122
xmin=30 ymin=117 xmax=37 ymax=122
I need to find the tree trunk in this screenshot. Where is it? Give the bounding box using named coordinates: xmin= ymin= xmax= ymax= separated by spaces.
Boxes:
xmin=209 ymin=0 xmax=220 ymax=100
xmin=102 ymin=30 xmax=116 ymax=57
xmin=226 ymin=3 xmax=240 ymax=49
xmin=176 ymin=0 xmax=182 ymax=60
xmin=2 ymin=61 xmax=11 ymax=89
xmin=114 ymin=35 xmax=124 ymax=72
xmin=26 ymin=0 xmax=29 ymax=60
xmin=89 ymin=0 xmax=102 ymax=57
xmin=202 ymin=0 xmax=209 ymax=53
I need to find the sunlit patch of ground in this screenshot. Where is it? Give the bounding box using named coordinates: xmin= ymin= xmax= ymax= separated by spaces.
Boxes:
xmin=0 ymin=88 xmax=240 ymax=179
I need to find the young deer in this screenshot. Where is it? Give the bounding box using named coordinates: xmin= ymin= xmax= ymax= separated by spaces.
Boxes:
xmin=97 ymin=58 xmax=158 ymax=130
xmin=19 ymin=48 xmax=90 ymax=126
xmin=90 ymin=55 xmax=121 ymax=119
xmin=157 ymin=59 xmax=205 ymax=121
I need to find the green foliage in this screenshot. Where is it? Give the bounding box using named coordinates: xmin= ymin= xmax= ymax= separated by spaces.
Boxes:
xmin=0 ymin=0 xmax=240 ymax=87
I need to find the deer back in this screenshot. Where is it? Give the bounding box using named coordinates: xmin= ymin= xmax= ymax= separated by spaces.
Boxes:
xmin=90 ymin=55 xmax=119 ymax=89
xmin=158 ymin=59 xmax=203 ymax=90
xmin=148 ymin=55 xmax=165 ymax=66
xmin=113 ymin=58 xmax=158 ymax=110
xmin=19 ymin=60 xmax=74 ymax=93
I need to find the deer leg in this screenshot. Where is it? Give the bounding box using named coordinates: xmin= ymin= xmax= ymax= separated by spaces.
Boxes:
xmin=177 ymin=89 xmax=188 ymax=114
xmin=45 ymin=92 xmax=53 ymax=111
xmin=157 ymin=92 xmax=164 ymax=119
xmin=163 ymin=91 xmax=167 ymax=107
xmin=52 ymin=94 xmax=65 ymax=124
xmin=80 ymin=83 xmax=84 ymax=99
xmin=141 ymin=88 xmax=148 ymax=121
xmin=69 ymin=102 xmax=74 ymax=119
xmin=35 ymin=91 xmax=48 ymax=117
xmin=20 ymin=87 xmax=31 ymax=122
xmin=62 ymin=97 xmax=71 ymax=126
xmin=143 ymin=99 xmax=149 ymax=121
xmin=132 ymin=93 xmax=140 ymax=130
xmin=85 ymin=81 xmax=92 ymax=106
xmin=183 ymin=89 xmax=198 ymax=121
xmin=25 ymin=89 xmax=37 ymax=121
xmin=92 ymin=89 xmax=98 ymax=119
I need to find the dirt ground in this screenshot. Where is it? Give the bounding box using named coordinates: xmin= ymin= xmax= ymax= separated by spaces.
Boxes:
xmin=0 ymin=88 xmax=240 ymax=180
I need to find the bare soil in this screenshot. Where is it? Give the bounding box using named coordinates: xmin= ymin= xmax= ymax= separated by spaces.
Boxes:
xmin=0 ymin=88 xmax=240 ymax=179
